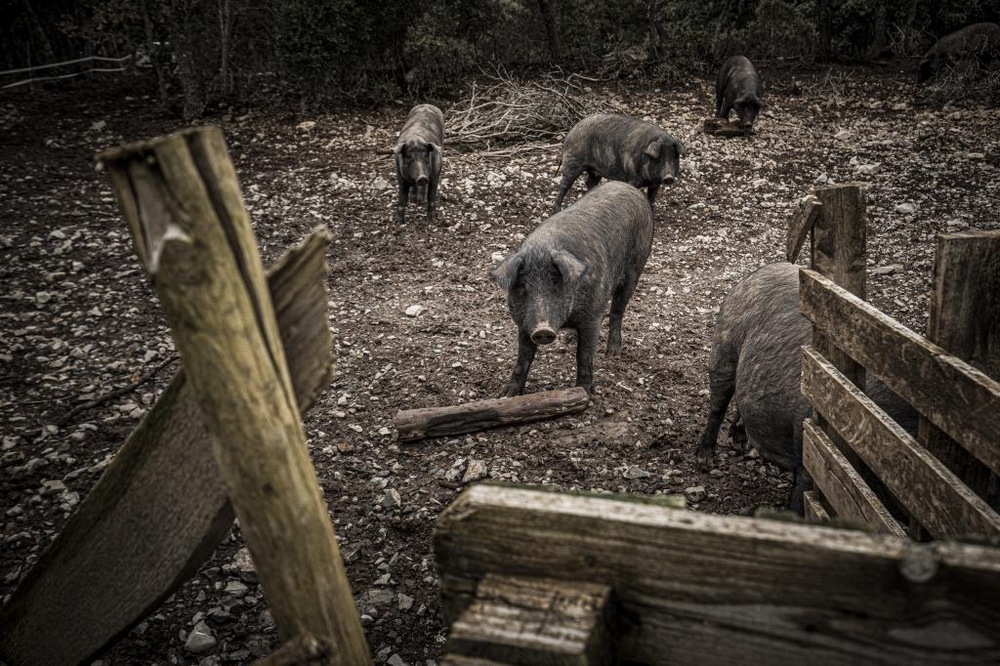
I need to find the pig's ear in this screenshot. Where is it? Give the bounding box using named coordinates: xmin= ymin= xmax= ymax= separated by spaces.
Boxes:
xmin=551 ymin=249 xmax=585 ymax=285
xmin=394 ymin=143 xmax=405 ymax=156
xmin=490 ymin=252 xmax=523 ymax=291
xmin=644 ymin=140 xmax=661 ymax=160
xmin=427 ymin=142 xmax=442 ymax=153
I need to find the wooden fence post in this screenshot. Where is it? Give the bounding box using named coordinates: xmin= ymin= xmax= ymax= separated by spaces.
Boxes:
xmin=919 ymin=230 xmax=1000 ymax=499
xmin=810 ymin=183 xmax=866 ymax=390
xmin=803 ymin=184 xmax=870 ymax=520
xmin=101 ymin=126 xmax=370 ymax=664
xmin=0 ymin=231 xmax=337 ymax=666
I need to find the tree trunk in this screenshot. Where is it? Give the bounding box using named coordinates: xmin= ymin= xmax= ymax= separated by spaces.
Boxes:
xmin=865 ymin=0 xmax=888 ymax=60
xmin=140 ymin=0 xmax=170 ymax=105
xmin=816 ymin=0 xmax=832 ymax=61
xmin=535 ymin=0 xmax=561 ymax=61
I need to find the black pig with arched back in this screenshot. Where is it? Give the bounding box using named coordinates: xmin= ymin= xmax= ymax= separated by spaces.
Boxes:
xmin=696 ymin=263 xmax=916 ymax=514
xmin=394 ymin=104 xmax=444 ymax=224
xmin=918 ymin=23 xmax=1000 ymax=82
xmin=554 ymin=113 xmax=683 ymax=211
xmin=492 ymin=182 xmax=654 ymax=397
xmin=715 ymin=56 xmax=764 ymax=133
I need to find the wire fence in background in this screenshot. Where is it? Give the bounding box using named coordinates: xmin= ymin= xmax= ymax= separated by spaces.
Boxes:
xmin=1 ymin=54 xmax=133 ymax=90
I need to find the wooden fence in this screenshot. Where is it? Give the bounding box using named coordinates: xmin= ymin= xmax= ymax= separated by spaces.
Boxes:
xmin=432 ymin=184 xmax=1000 ymax=664
xmin=795 ymin=190 xmax=1000 ymax=539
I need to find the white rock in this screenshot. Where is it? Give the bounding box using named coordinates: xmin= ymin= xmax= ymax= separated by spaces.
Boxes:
xmin=491 ymin=251 xmax=505 ymax=263
xmin=297 ymin=120 xmax=316 ymax=131
xmin=405 ymin=304 xmax=424 ymax=317
xmin=894 ymin=202 xmax=917 ymax=214
xmin=623 ymin=465 xmax=653 ymax=479
xmin=90 ymin=120 xmax=107 ymax=131
xmin=684 ymin=485 xmax=707 ymax=502
xmin=184 ymin=621 xmax=217 ymax=654
xmin=462 ymin=459 xmax=488 ymax=483
xmin=373 ymin=176 xmax=389 ymax=191
xmin=856 ymin=163 xmax=880 ymax=175
xmin=872 ymin=264 xmax=902 ymax=275
xmin=387 ymin=655 xmax=408 ymax=666
xmin=381 ymin=488 xmax=402 ymax=509
xmin=398 ymin=593 xmax=414 ymax=611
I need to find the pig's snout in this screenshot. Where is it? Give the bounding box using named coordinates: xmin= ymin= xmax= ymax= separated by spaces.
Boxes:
xmin=416 ymin=174 xmax=429 ymax=185
xmin=530 ymin=324 xmax=557 ymax=346
xmin=662 ymin=174 xmax=676 ymax=185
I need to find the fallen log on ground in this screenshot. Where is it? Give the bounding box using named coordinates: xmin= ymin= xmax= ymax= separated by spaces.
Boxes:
xmin=394 ymin=387 xmax=590 ymax=442
xmin=704 ymin=117 xmax=752 ymax=137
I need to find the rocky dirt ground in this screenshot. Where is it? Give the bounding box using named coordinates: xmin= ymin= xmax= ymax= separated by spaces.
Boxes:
xmin=2 ymin=62 xmax=999 ymax=665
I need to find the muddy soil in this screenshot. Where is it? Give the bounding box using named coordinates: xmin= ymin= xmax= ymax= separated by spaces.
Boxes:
xmin=1 ymin=62 xmax=998 ymax=664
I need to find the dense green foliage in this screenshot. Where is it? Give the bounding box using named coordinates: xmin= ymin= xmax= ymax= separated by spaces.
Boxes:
xmin=2 ymin=0 xmax=998 ymax=114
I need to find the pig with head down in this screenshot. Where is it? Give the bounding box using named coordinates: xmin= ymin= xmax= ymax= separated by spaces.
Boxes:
xmin=696 ymin=262 xmax=917 ymax=514
xmin=492 ymin=181 xmax=654 ymax=397
xmin=715 ymin=55 xmax=764 ymax=133
xmin=554 ymin=113 xmax=683 ymax=211
xmin=394 ymin=103 xmax=444 ymax=224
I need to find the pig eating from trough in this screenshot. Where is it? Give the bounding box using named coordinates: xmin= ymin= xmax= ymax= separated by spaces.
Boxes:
xmin=395 ymin=103 xmax=444 ymax=224
xmin=554 ymin=113 xmax=683 ymax=211
xmin=715 ymin=55 xmax=764 ymax=133
xmin=492 ymin=181 xmax=654 ymax=397
xmin=918 ymin=23 xmax=1000 ymax=82
xmin=696 ymin=262 xmax=917 ymax=514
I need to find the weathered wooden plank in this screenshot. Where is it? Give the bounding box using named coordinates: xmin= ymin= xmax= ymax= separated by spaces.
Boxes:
xmin=802 ymin=419 xmax=905 ymax=536
xmin=435 ymin=485 xmax=1000 ymax=665
xmin=786 ymin=194 xmax=821 ymax=264
xmin=0 ymin=230 xmax=335 ymax=666
xmin=801 ymin=490 xmax=831 ymax=523
xmin=919 ymin=231 xmax=1000 ymax=497
xmin=447 ymin=575 xmax=613 ymax=665
xmin=394 ymin=387 xmax=590 ymax=442
xmin=802 ymin=346 xmax=1000 ymax=538
xmin=101 ymin=127 xmax=369 ymax=663
xmin=810 ymin=183 xmax=867 ymax=391
xmin=442 ymin=656 xmax=515 ymax=666
xmin=800 ymin=268 xmax=1000 ymax=477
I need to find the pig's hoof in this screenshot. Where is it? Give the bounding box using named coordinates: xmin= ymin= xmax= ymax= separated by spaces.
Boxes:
xmin=695 ymin=445 xmax=715 ymax=470
xmin=606 ymin=343 xmax=622 ymax=357
xmin=502 ymin=383 xmax=522 ymax=398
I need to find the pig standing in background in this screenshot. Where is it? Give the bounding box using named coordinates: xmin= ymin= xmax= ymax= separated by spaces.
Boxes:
xmin=696 ymin=262 xmax=916 ymax=514
xmin=918 ymin=23 xmax=1000 ymax=82
xmin=715 ymin=56 xmax=764 ymax=133
xmin=491 ymin=181 xmax=654 ymax=397
xmin=554 ymin=113 xmax=683 ymax=211
xmin=394 ymin=103 xmax=444 ymax=224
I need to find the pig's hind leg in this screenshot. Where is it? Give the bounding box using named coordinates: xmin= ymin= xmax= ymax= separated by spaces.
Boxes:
xmin=426 ymin=179 xmax=439 ymax=224
xmin=574 ymin=324 xmax=600 ymax=395
xmin=696 ymin=342 xmax=737 ymax=468
xmin=584 ymin=170 xmax=601 ymax=190
xmin=395 ymin=179 xmax=410 ymax=224
xmin=607 ymin=273 xmax=640 ymax=356
xmin=503 ymin=330 xmax=537 ymax=397
xmin=555 ymin=167 xmax=585 ymax=211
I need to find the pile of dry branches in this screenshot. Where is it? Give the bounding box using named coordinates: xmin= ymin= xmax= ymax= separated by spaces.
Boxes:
xmin=919 ymin=59 xmax=1000 ymax=107
xmin=445 ymin=70 xmax=599 ymax=150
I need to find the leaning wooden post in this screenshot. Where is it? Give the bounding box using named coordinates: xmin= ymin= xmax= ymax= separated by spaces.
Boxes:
xmin=100 ymin=127 xmax=370 ymax=664
xmin=919 ymin=230 xmax=1000 ymax=500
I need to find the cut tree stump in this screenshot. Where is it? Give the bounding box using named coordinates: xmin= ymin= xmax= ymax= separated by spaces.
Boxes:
xmin=394 ymin=387 xmax=590 ymax=442
xmin=703 ymin=117 xmax=751 ymax=137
